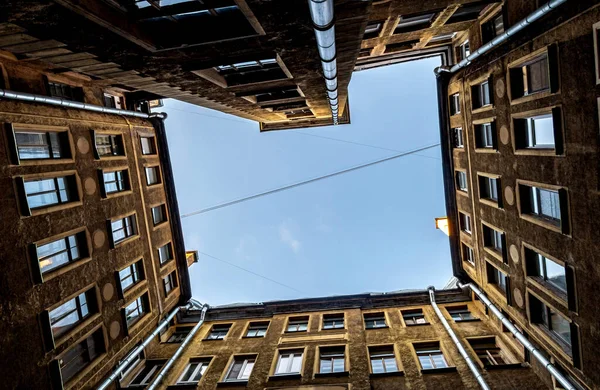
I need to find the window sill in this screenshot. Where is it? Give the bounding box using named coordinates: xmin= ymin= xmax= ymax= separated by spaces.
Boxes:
xmin=242 ymin=335 xmax=265 ymax=339
xmin=16 ymin=157 xmax=75 ymax=166
xmin=203 ymin=337 xmax=226 ymax=342
xmin=320 ymin=328 xmax=347 ymax=333
xmin=314 ymin=371 xmax=349 ymax=378
xmin=370 ymin=370 xmax=405 ymax=378
xmin=471 ymin=105 xmax=494 ymax=115
xmin=483 ymin=247 xmax=504 ymax=263
xmin=28 ymin=200 xmax=83 ymax=218
xmin=514 ymin=148 xmax=559 ymax=157
xmin=474 ymin=148 xmax=498 ymax=154
xmin=510 ymin=90 xmax=552 ymax=105
xmin=519 ymin=214 xmax=565 ymax=235
xmin=525 ymin=278 xmax=568 ymax=308
xmin=216 ymin=380 xmax=248 ymax=387
xmin=112 ymin=235 xmax=140 ymax=249
xmin=51 ymin=312 xmax=103 ymax=352
xmin=454 ymin=318 xmax=481 ymax=323
xmin=39 ymin=256 xmax=92 ymax=284
xmin=479 ymin=198 xmax=502 ymax=209
xmin=146 ymin=182 xmax=163 ymax=189
xmin=268 ymin=373 xmax=302 ymax=381
xmin=421 ymin=366 xmax=457 ymax=374
xmin=152 ymin=221 xmax=169 ymax=231
xmin=103 ymin=190 xmax=133 ymax=200
xmin=365 ymin=325 xmax=389 ymax=330
xmin=284 ymin=330 xmax=308 ymax=334
xmin=96 ymin=155 xmax=128 ymax=161
xmin=484 ymin=363 xmax=526 ymax=370
xmin=456 ymin=190 xmax=469 ymax=198
xmin=405 ymin=322 xmax=430 ymax=327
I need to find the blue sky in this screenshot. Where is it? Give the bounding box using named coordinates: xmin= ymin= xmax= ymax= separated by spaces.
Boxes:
xmin=164 ymin=57 xmax=452 ymax=306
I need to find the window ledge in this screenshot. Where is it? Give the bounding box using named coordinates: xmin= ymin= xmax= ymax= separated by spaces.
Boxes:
xmin=510 ymin=90 xmax=552 ymax=105
xmin=320 ymin=328 xmax=347 ymax=333
xmin=314 ymin=371 xmax=349 ymax=378
xmin=484 ymin=363 xmax=526 ymax=370
xmin=268 ymin=373 xmax=302 ymax=381
xmin=283 ymin=330 xmax=308 ymax=334
xmin=103 ymin=189 xmax=133 ymax=200
xmin=471 ymin=105 xmax=494 ymax=114
xmin=479 ymin=198 xmax=502 ymax=209
xmin=216 ymin=380 xmax=249 ymax=387
xmin=454 ymin=318 xmax=481 ymax=323
xmin=113 ymin=235 xmax=140 ymax=249
xmin=474 ymin=148 xmax=499 ymax=154
xmin=242 ymin=335 xmax=265 ymax=339
xmin=405 ymin=323 xmax=430 ymax=327
xmin=366 ymin=325 xmax=389 ymax=330
xmin=28 ymin=201 xmax=83 ymax=218
xmin=39 ymin=256 xmax=92 ymax=283
xmin=519 ymin=214 xmax=565 ymax=235
xmin=514 ymin=148 xmax=558 ymax=157
xmin=203 ymin=338 xmax=226 ymax=342
xmin=370 ymin=371 xmax=405 ymax=378
xmin=421 ymin=366 xmax=457 ymax=374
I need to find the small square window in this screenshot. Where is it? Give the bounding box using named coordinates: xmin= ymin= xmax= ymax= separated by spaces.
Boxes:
xmin=369 ymin=346 xmax=398 ymax=374
xmin=322 ymin=314 xmax=344 ymax=330
xmin=151 ymin=204 xmax=167 ymax=226
xmin=111 ymin=214 xmax=137 ymax=245
xmin=118 ymin=260 xmax=144 ymax=293
xmin=453 ymin=127 xmax=464 ymax=148
xmin=482 ymin=12 xmax=504 ymax=44
xmin=482 ymin=225 xmax=505 ymax=258
xmin=479 ymin=175 xmax=501 ymax=206
xmin=468 ymin=336 xmax=517 ymax=366
xmin=510 ymin=54 xmax=551 ymax=99
xmin=456 ymin=171 xmax=468 ymax=192
xmin=140 ymin=136 xmax=157 ymax=155
xmin=286 ymin=316 xmax=308 ymax=332
xmin=95 ymin=133 xmax=125 ymax=157
xmin=275 ymin=349 xmax=303 ymax=375
xmin=514 ymin=112 xmax=557 ymax=151
xmin=402 ymin=309 xmax=428 ymax=325
xmin=486 ymin=263 xmax=508 ymax=295
xmin=206 ymin=324 xmax=231 ymax=340
xmin=100 ymin=169 xmax=129 ymax=196
xmin=457 ymin=40 xmax=470 ymax=62
xmin=168 ymin=327 xmax=193 ymax=343
xmin=519 ymin=184 xmax=566 ymax=231
xmin=319 ymin=346 xmax=346 ymax=374
xmin=163 ymin=271 xmax=177 ymax=296
xmin=124 ymin=293 xmax=149 ymax=328
xmin=145 ymin=166 xmax=161 ymax=186
xmin=47 ymin=81 xmax=84 ymax=102
xmin=462 ymin=243 xmax=475 ymax=265
xmin=158 ymin=242 xmax=174 ymax=265
xmin=245 ymin=321 xmax=268 ymax=338
xmin=414 ymin=342 xmax=448 ymax=370
xmin=475 ymin=122 xmax=496 ymax=149
xmin=177 ymin=359 xmax=210 ymax=385
xmin=459 ymin=212 xmax=471 ymax=234
xmin=447 ymin=305 xmax=476 ymax=321
xmin=225 ymin=355 xmax=255 ymax=381
xmin=450 ymin=93 xmax=461 ymax=115
xmin=472 ymin=80 xmax=492 ymax=109
xmin=364 ymin=312 xmax=387 ymax=329
xmin=11 ymin=127 xmax=71 ymax=162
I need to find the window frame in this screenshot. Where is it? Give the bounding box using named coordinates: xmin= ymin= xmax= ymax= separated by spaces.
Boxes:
xmin=467 ymin=336 xmax=521 ymax=368
xmin=285 ymin=316 xmax=309 ymax=333
xmin=322 ymin=313 xmax=345 ymax=330
xmin=486 ymin=261 xmax=510 ymax=299
xmin=176 ymin=359 xmax=212 ymax=385
xmin=368 ymin=345 xmax=401 ymax=375
xmin=453 ymin=127 xmax=464 ymax=148
xmin=163 ymin=271 xmax=178 ymax=297
xmin=98 ymin=167 xmax=130 ymax=198
xmin=459 ymin=212 xmax=472 ymax=234
xmin=455 ymin=170 xmax=468 ymax=194
xmin=157 ymin=241 xmax=174 ymax=266
xmin=45 ymin=78 xmax=84 ymax=102
xmin=516 ymin=180 xmax=569 ymax=234
xmin=92 ymin=130 xmax=126 ymax=159
xmin=317 ymin=345 xmax=347 ymax=375
xmin=6 ymin=123 xmax=73 ymax=165
xmin=508 ymin=46 xmax=559 ymax=103
xmin=482 ymin=222 xmax=507 ymax=262
xmin=527 ymin=290 xmax=575 ymax=356
xmin=150 ymin=203 xmax=168 ymax=227
xmin=206 ymin=324 xmax=232 ymax=340
xmin=449 ymin=93 xmax=461 ymax=115
xmin=223 ymin=354 xmax=257 ymax=382
xmin=512 ymin=107 xmax=563 ymax=156
xmin=473 ymin=119 xmax=497 ymax=151
xmin=117 ymin=259 xmax=145 ymax=297
xmin=140 ymin=135 xmax=157 ymax=155
xmin=145 ymin=165 xmax=162 ymax=186
xmin=109 ymin=213 xmax=139 ymax=248
xmin=123 ymin=292 xmax=150 ymax=332
xmin=446 ymin=305 xmax=478 ymax=322
xmin=364 ymin=312 xmax=388 ymax=329
xmin=244 ymin=321 xmax=269 ymax=338
xmin=401 ymin=308 xmax=429 ymax=326
xmin=273 ymin=348 xmax=305 ymax=376
xmin=461 ymin=242 xmax=475 ymax=266
xmin=16 ymin=171 xmax=82 ymax=216
xmin=478 ymin=173 xmax=502 ymax=208
xmin=412 ymin=341 xmax=452 ymax=372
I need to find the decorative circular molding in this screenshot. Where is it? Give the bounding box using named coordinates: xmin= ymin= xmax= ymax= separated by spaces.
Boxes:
xmin=77 ymin=137 xmax=90 ymax=155
xmin=500 ymin=125 xmax=510 ymax=145
xmin=513 ymin=288 xmax=524 ymax=308
xmin=84 ymin=177 xmax=96 ymax=195
xmin=504 ymin=186 xmax=515 ymax=206
xmin=510 ymin=244 xmax=519 ymax=264
xmin=102 ymin=283 xmax=114 ymax=301
xmin=109 ymin=321 xmax=121 ymax=340
xmin=495 ymin=78 xmax=505 ymax=99
xmin=93 ymin=230 xmax=106 ymax=249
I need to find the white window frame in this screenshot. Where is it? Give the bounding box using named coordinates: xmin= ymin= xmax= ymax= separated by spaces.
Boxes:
xmin=274 ymin=350 xmax=304 ymax=375
xmin=177 ymin=361 xmax=209 ymax=385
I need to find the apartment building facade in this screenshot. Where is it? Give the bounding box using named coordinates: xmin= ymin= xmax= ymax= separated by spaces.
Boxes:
xmin=0 ymin=53 xmax=193 ymax=389
xmin=439 ymin=1 xmax=600 ymax=389
xmin=112 ymin=289 xmax=553 ymax=390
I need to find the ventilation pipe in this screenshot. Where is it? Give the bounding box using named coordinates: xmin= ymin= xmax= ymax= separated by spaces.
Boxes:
xmin=427 ymin=287 xmax=491 ymax=390
xmin=308 ymin=0 xmax=339 ymax=125
xmin=147 ymin=303 xmax=209 ymax=390
xmin=450 ymin=0 xmax=567 ymax=73
xmin=459 ymin=282 xmax=577 ymax=390
xmin=0 ymin=88 xmax=166 ymax=119
xmin=96 ymin=301 xmax=201 ymax=390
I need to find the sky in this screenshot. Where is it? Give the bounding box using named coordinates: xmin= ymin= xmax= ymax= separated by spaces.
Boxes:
xmin=163 ymin=56 xmax=453 ymax=306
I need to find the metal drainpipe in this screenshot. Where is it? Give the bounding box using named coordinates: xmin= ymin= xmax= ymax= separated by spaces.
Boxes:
xmin=96 ymin=302 xmax=198 ymax=390
xmin=0 ymin=88 xmax=166 ymax=119
xmin=146 ymin=304 xmax=209 ymax=390
xmin=427 ymin=287 xmax=491 ymax=390
xmin=450 ymin=0 xmax=568 ymax=73
xmin=459 ymin=282 xmax=577 ymax=390
xmin=308 ymin=0 xmax=339 ymax=125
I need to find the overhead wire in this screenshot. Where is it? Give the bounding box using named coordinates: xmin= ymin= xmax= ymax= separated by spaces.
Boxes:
xmin=181 ymin=142 xmax=440 ymax=218
xmin=197 ymin=251 xmax=305 ymax=293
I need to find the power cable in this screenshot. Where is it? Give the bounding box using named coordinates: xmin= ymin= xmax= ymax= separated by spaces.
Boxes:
xmin=181 ymin=142 xmax=440 ymax=218
xmin=198 ymin=251 xmax=305 ymax=293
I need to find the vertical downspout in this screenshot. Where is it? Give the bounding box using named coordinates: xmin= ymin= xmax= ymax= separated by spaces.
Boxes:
xmin=146 ymin=304 xmax=209 ymax=390
xmin=428 ymin=287 xmax=491 ymax=390
xmin=459 ymin=282 xmax=577 ymax=390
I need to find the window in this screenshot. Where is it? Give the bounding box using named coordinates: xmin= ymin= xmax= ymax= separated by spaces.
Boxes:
xmin=510 ymin=54 xmax=550 ymax=99
xmin=95 ymin=133 xmax=124 ymax=157
xmin=128 ymin=360 xmax=164 ymax=387
xmin=458 ymin=40 xmax=470 ymax=62
xmin=151 ymin=204 xmax=167 ymax=226
xmin=525 ymin=248 xmax=567 ymax=293
xmin=450 ymin=93 xmax=461 ymax=115
xmin=487 ymin=263 xmax=508 ymax=294
xmin=125 ymin=294 xmax=148 ymax=328
xmin=163 ymin=271 xmax=177 ymax=296
xmin=447 ymin=305 xmax=476 ymax=321
xmin=57 ymin=329 xmax=104 ymax=385
xmin=395 ymin=11 xmax=436 ymax=33
xmin=459 ymin=212 xmax=471 ymax=234
xmin=49 ymin=289 xmax=97 ymax=339
xmin=103 ymin=93 xmax=123 ymax=109
xmin=456 ymin=171 xmax=468 ymax=192
xmin=166 ymin=327 xmax=192 ymax=343
xmin=483 ymin=225 xmax=504 ymax=257
xmin=529 ymin=294 xmax=571 ymax=347
xmin=119 ymin=261 xmax=144 ymax=293
xmin=472 ymin=80 xmax=492 ymax=109
xmin=245 ymin=322 xmax=268 ymax=338
xmin=364 ymin=22 xmax=382 ymax=39
xmin=402 ymin=309 xmax=428 ymax=325
xmin=158 ymin=242 xmax=174 ymax=265
xmin=514 ymin=112 xmax=557 ymax=150
xmin=35 ymin=231 xmax=88 ymax=275
xmin=319 ymin=346 xmax=346 ymax=373
xmin=462 ymin=243 xmax=475 ymax=265
xmin=111 ymin=214 xmax=137 ymax=245
xmin=177 ymin=360 xmax=210 ymax=385
xmin=519 ymin=184 xmax=564 ymax=228
xmin=369 ymin=346 xmax=398 ymax=374
xmin=447 ymin=2 xmax=488 ymax=24
xmin=215 ymin=58 xmax=285 ymax=86
xmin=140 ymin=136 xmax=156 ymax=155
xmin=22 ymin=175 xmax=78 ymax=211
xmin=275 ymin=349 xmax=303 ymax=375
xmin=12 ymin=128 xmax=70 ymax=161
xmin=323 ymin=313 xmax=344 ymax=330
xmin=468 ymin=337 xmax=514 ymax=366
xmin=286 ymin=316 xmax=308 ymax=332
xmin=475 ymin=122 xmax=496 ymax=149
xmin=453 ymin=127 xmax=464 ymax=148
xmin=47 ymin=81 xmax=83 ymax=102
xmin=101 ymin=170 xmax=129 ymax=195
xmin=415 ymin=342 xmax=448 ymax=370
xmin=145 ymin=166 xmax=161 ymax=185
xmin=206 ymin=324 xmax=231 ymax=340
xmin=225 ymin=356 xmax=255 ymax=382
xmin=364 ymin=312 xmax=387 ymax=329
xmin=482 ymin=13 xmax=504 ymax=44
xmin=479 ymin=175 xmax=501 ymax=205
